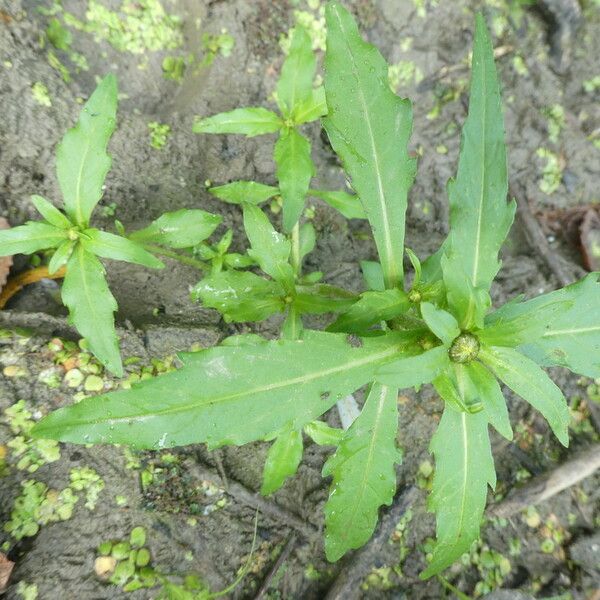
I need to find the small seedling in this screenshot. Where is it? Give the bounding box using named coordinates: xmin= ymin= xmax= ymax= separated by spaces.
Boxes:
xmin=30 ymin=0 xmax=600 ymax=580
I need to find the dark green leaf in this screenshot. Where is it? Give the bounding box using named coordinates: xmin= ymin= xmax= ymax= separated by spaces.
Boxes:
xmin=324 ymin=2 xmax=416 ymax=288
xmin=83 ymin=230 xmax=164 ymax=269
xmin=433 ymin=368 xmax=473 ymax=413
xmin=361 ymin=261 xmax=385 ymax=291
xmin=309 ymin=189 xmax=366 ymax=220
xmin=275 ymin=127 xmax=314 ymax=231
xmin=375 ymin=345 xmax=449 ymax=388
xmin=420 ymin=302 xmax=460 ymax=346
xmin=442 ymin=15 xmax=515 ymax=300
xmin=192 ymin=107 xmax=283 ymax=137
xmin=421 ymin=408 xmax=495 ymax=578
xmin=57 ymin=74 xmax=118 ymax=227
xmin=31 ymin=195 xmax=72 ymax=229
xmin=0 ymin=222 xmax=68 ymax=256
xmin=479 ymin=345 xmax=569 ymax=446
xmin=327 ymin=289 xmax=410 ymax=333
xmin=242 ymin=204 xmax=295 ymax=286
xmin=261 ymin=428 xmax=303 ymax=495
xmin=293 ymin=289 xmax=356 ymax=315
xmin=61 ymin=244 xmax=122 ymax=376
xmin=208 ymin=181 xmax=279 ymax=205
xmin=130 ymin=209 xmax=222 ymax=249
xmin=276 ymin=26 xmax=315 ymax=119
xmin=323 ymin=383 xmax=401 ymax=560
xmin=192 ymin=270 xmax=285 ymax=322
xmin=32 ymin=331 xmax=413 ymax=449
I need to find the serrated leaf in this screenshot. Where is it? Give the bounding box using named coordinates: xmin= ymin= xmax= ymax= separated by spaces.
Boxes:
xmin=479 ymin=345 xmax=569 ymax=446
xmin=57 ymin=74 xmax=118 ymax=227
xmin=208 ymin=181 xmax=279 ymax=205
xmin=242 ymin=204 xmax=294 ymax=286
xmin=31 ymin=331 xmax=414 ymax=449
xmin=83 ymin=230 xmax=164 ymax=269
xmin=0 ymin=222 xmax=68 ymax=256
xmin=464 ymin=361 xmax=512 ymax=440
xmin=276 ymin=26 xmax=315 ymax=119
xmin=130 ymin=209 xmax=221 ymax=249
xmin=421 ymin=408 xmax=495 ymax=579
xmin=375 ymin=345 xmax=449 ymax=388
xmin=323 ymin=383 xmax=401 ymax=561
xmin=485 ymin=273 xmax=600 ymax=378
xmin=48 ymin=239 xmax=75 ymax=275
xmin=294 ymin=86 xmax=328 ymax=124
xmin=309 ymin=189 xmax=366 ymax=220
xmin=323 ymin=2 xmax=416 ymax=288
xmin=61 ymin=244 xmax=122 ymax=376
xmin=304 ymin=420 xmax=344 ymax=446
xmin=327 ymin=289 xmax=410 ymax=333
xmin=275 ymin=127 xmax=314 ymax=231
xmin=420 ymin=302 xmax=460 ymax=346
xmin=442 ymin=15 xmax=515 ymax=300
xmin=31 ymin=195 xmax=72 ymax=229
xmin=193 ymin=107 xmax=283 ymax=137
xmin=193 ymin=270 xmax=285 ymax=322
xmin=261 ymin=428 xmax=303 ymax=495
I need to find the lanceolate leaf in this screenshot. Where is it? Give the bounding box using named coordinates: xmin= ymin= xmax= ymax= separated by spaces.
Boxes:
xmin=421 ymin=408 xmax=495 ymax=578
xmin=208 ymin=181 xmax=279 ymax=205
xmin=261 ymin=428 xmax=304 ymax=495
xmin=48 ymin=239 xmax=75 ymax=275
xmin=375 ymin=345 xmax=449 ymax=388
xmin=31 ymin=195 xmax=72 ymax=229
xmin=57 ymin=74 xmax=118 ymax=227
xmin=323 ymin=2 xmax=416 ymax=288
xmin=0 ymin=222 xmax=67 ymax=256
xmin=130 ymin=209 xmax=221 ymax=249
xmin=276 ymin=26 xmax=315 ymax=119
xmin=294 ymin=87 xmax=328 ymax=124
xmin=309 ymin=189 xmax=366 ymax=220
xmin=61 ymin=244 xmax=122 ymax=376
xmin=327 ymin=289 xmax=410 ymax=333
xmin=485 ymin=274 xmax=600 ymax=378
xmin=420 ymin=302 xmax=460 ymax=346
xmin=193 ymin=107 xmax=283 ymax=137
xmin=479 ymin=345 xmax=569 ymax=446
xmin=32 ymin=331 xmax=415 ymax=449
xmin=275 ymin=127 xmax=314 ymax=231
xmin=323 ymin=383 xmax=401 ymax=561
xmin=83 ymin=230 xmax=164 ymax=269
xmin=443 ymin=15 xmax=515 ymax=297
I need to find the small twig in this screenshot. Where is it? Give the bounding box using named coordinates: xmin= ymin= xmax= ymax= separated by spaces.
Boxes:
xmin=254 ymin=533 xmax=297 ymax=600
xmin=488 ymin=444 xmax=600 ymax=518
xmin=0 ymin=265 xmax=66 ymax=309
xmin=324 ymin=485 xmax=419 ymax=600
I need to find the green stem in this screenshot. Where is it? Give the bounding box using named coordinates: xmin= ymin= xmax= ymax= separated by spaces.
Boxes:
xmin=143 ymin=244 xmax=208 ymax=271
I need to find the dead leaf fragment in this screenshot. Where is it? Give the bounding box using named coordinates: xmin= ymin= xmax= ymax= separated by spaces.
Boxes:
xmin=0 ymin=552 xmax=15 ymax=593
xmin=0 ymin=218 xmax=12 ymax=291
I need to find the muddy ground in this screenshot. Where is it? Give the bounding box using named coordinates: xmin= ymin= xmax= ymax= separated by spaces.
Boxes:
xmin=0 ymin=0 xmax=599 ymax=598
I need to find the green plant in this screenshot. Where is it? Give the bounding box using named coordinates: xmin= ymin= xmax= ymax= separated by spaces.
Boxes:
xmin=31 ymin=1 xmax=600 ymax=579
xmin=0 ymin=74 xmax=222 ymax=376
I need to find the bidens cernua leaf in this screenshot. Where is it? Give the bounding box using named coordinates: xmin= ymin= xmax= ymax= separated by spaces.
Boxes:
xmin=0 ymin=222 xmax=68 ymax=256
xmin=261 ymin=428 xmax=304 ymax=495
xmin=192 ymin=107 xmax=283 ymax=137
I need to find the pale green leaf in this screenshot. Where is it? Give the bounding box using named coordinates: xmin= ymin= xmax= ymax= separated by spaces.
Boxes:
xmin=420 ymin=302 xmax=460 ymax=346
xmin=129 ymin=209 xmax=222 ymax=249
xmin=61 ymin=244 xmax=122 ymax=376
xmin=327 ymin=289 xmax=410 ymax=333
xmin=464 ymin=361 xmax=512 ymax=440
xmin=479 ymin=345 xmax=569 ymax=446
xmin=48 ymin=240 xmax=75 ymax=275
xmin=275 ymin=127 xmax=314 ymax=231
xmin=242 ymin=203 xmax=294 ymax=286
xmin=276 ymin=26 xmax=315 ymax=118
xmin=57 ymin=74 xmax=118 ymax=226
xmin=323 ymin=383 xmax=401 ymax=560
xmin=421 ymin=408 xmax=495 ymax=578
xmin=433 ymin=369 xmax=473 ymax=414
xmin=361 ymin=261 xmax=385 ymax=291
xmin=83 ymin=229 xmax=164 ymax=269
xmin=0 ymin=222 xmax=67 ymax=256
xmin=485 ymin=274 xmax=600 ymax=378
xmin=323 ymin=2 xmax=416 ymax=288
xmin=192 ymin=107 xmax=283 ymax=137
xmin=261 ymin=428 xmax=303 ymax=495
xmin=304 ymin=421 xmax=344 ymax=446
xmin=442 ymin=15 xmax=515 ymax=299
xmin=31 ymin=195 xmax=72 ymax=229
xmin=299 ymin=222 xmax=316 ymax=262
xmin=192 ymin=270 xmax=285 ymax=322
xmin=294 ymin=86 xmax=328 ymax=124
xmin=375 ymin=345 xmax=449 ymax=388
xmin=309 ymin=189 xmax=366 ymax=219
xmin=31 ymin=331 xmax=413 ymax=449
xmin=208 ymin=181 xmax=279 ymax=205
